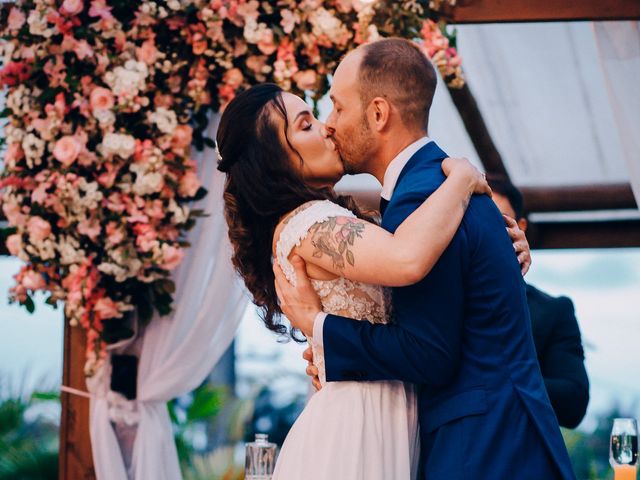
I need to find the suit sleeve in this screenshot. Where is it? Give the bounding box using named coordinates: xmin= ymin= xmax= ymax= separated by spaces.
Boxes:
xmin=322 ymin=192 xmax=469 ymax=386
xmin=539 ymin=297 xmax=590 ymax=428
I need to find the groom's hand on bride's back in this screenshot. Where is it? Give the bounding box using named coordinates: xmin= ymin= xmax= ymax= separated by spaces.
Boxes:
xmin=303 ymin=347 xmax=322 ymax=391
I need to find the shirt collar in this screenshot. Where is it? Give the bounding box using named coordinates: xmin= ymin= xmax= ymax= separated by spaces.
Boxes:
xmin=380 ymin=136 xmax=432 ymax=200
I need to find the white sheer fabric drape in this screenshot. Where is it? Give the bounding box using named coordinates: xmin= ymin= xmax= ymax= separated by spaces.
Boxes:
xmin=87 ymin=113 xmax=247 ymax=479
xmin=594 ymin=21 xmax=640 ymax=206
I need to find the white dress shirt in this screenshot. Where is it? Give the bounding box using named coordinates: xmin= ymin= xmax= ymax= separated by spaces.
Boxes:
xmin=312 ymin=136 xmax=433 ymax=346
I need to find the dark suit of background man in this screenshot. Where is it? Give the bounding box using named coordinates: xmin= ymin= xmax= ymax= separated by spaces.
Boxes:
xmin=488 ymin=176 xmax=590 ymax=428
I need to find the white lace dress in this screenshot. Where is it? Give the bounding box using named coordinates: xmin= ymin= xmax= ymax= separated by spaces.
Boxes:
xmin=272 ymin=200 xmax=419 ymax=480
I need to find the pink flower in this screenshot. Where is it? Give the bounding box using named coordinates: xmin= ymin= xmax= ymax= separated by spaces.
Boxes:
xmin=133 ymin=223 xmax=158 ymax=252
xmin=294 ymin=70 xmax=317 ymax=91
xmin=3 ymin=202 xmax=27 ymax=227
xmin=27 ymin=216 xmax=52 ymax=242
xmin=73 ymin=40 xmax=94 ymax=60
xmin=89 ymin=87 xmax=114 ymax=111
xmin=94 ymin=297 xmax=120 ymax=320
xmin=0 ymin=62 xmax=31 ymax=87
xmin=22 ymin=270 xmax=46 ymax=290
xmin=161 ymin=244 xmax=184 ymax=270
xmin=223 ymin=68 xmax=244 ymax=89
xmin=257 ymin=29 xmax=277 ymax=55
xmin=8 ymin=7 xmax=26 ymax=30
xmin=137 ymin=39 xmax=161 ymax=65
xmin=171 ymin=125 xmax=193 ymax=149
xmin=6 ymin=234 xmax=22 ymax=257
xmin=106 ymin=222 xmax=125 ymax=246
xmin=4 ymin=142 xmax=24 ymax=166
xmin=61 ymin=0 xmax=84 ymax=15
xmin=179 ymin=171 xmax=201 ymax=197
xmin=53 ymin=135 xmax=82 ymax=166
xmin=78 ymin=219 xmax=101 ymax=241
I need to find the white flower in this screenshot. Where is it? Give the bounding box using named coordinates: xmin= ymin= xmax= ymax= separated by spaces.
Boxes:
xmin=309 ymin=8 xmax=350 ymax=44
xmin=27 ymin=9 xmax=53 ymax=38
xmin=148 ymin=107 xmax=178 ymax=134
xmin=167 ymin=199 xmax=189 ymax=224
xmin=243 ymin=18 xmax=269 ymax=44
xmin=22 ymin=133 xmax=46 ymax=168
xmin=5 ymin=125 xmax=25 ymax=144
xmin=57 ymin=235 xmax=86 ymax=265
xmin=132 ymin=171 xmax=163 ymax=196
xmin=104 ymin=61 xmax=149 ymax=100
xmin=7 ymin=85 xmax=33 ymax=116
xmin=100 ymin=133 xmax=136 ymax=159
xmin=93 ymin=108 xmax=116 ymax=127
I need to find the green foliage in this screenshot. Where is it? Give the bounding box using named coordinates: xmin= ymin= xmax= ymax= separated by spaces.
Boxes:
xmin=0 ymin=378 xmax=59 ymax=480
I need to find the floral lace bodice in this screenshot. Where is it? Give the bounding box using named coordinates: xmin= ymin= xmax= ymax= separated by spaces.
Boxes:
xmin=275 ymin=200 xmax=390 ymax=386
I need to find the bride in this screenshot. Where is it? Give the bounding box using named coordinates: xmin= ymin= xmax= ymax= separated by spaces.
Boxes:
xmin=216 ymin=84 xmax=529 ymax=479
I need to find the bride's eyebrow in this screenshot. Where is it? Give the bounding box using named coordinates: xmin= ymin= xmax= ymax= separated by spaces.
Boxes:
xmin=293 ymin=109 xmax=312 ymax=123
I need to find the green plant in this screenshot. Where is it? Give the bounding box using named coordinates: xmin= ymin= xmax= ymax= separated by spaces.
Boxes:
xmin=0 ymin=377 xmax=59 ymax=480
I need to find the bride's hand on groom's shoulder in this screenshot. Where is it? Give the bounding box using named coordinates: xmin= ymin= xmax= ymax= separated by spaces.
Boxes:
xmin=441 ymin=157 xmax=492 ymax=197
xmin=503 ymin=215 xmax=532 ymax=276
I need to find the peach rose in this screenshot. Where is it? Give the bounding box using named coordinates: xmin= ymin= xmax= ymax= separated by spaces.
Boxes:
xmin=161 ymin=243 xmax=184 ymax=270
xmin=178 ymin=171 xmax=200 ymax=197
xmin=294 ymin=70 xmax=317 ymax=91
xmin=171 ymin=125 xmax=193 ymax=149
xmin=61 ymin=0 xmax=84 ymax=15
xmin=94 ymin=297 xmax=120 ymax=320
xmin=257 ymin=29 xmax=277 ymax=55
xmin=27 ymin=216 xmax=52 ymax=242
xmin=2 ymin=202 xmax=26 ymax=227
xmin=8 ymin=8 xmax=26 ymax=30
xmin=53 ymin=135 xmax=82 ymax=167
xmin=223 ymin=68 xmax=244 ymax=88
xmin=90 ymin=87 xmax=114 ymax=111
xmin=6 ymin=234 xmax=23 ymax=257
xmin=137 ymin=39 xmax=160 ymax=65
xmin=22 ymin=270 xmax=46 ymax=290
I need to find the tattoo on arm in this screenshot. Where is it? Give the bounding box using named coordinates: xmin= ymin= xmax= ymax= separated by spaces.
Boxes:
xmin=309 ymin=217 xmax=366 ymax=270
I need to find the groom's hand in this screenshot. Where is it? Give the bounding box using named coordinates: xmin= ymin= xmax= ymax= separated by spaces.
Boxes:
xmin=273 ymin=255 xmax=322 ymax=338
xmin=303 ymin=347 xmax=322 ymax=391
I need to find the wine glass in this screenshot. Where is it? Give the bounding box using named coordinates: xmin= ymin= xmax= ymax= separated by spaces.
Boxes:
xmin=610 ymin=418 xmax=638 ymax=474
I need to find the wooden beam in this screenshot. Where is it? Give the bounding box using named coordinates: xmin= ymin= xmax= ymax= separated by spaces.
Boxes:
xmin=446 ymin=83 xmax=510 ymax=178
xmin=521 ymin=183 xmax=637 ymax=212
xmin=528 ymin=219 xmax=640 ymax=249
xmin=59 ymin=319 xmax=96 ymax=480
xmin=437 ymin=0 xmax=640 ymax=23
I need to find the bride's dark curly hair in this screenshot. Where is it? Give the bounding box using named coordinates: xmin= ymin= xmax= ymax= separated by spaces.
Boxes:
xmin=217 ymin=83 xmax=374 ymax=340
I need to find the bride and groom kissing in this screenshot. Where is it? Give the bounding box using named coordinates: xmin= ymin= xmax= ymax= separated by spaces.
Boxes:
xmin=216 ymin=38 xmax=576 ymax=479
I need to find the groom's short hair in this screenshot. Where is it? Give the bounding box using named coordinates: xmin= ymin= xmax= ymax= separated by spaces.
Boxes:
xmin=359 ymin=38 xmax=437 ymax=132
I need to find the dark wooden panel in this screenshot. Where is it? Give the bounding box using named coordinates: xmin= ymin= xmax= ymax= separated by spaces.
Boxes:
xmin=528 ymin=219 xmax=640 ymax=249
xmin=521 ymin=184 xmax=637 ymax=212
xmin=437 ymin=0 xmax=640 ymax=23
xmin=59 ymin=320 xmax=96 ymax=480
xmin=446 ymin=83 xmax=510 ymax=178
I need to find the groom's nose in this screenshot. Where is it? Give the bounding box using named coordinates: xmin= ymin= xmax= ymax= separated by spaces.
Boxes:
xmin=321 ymin=123 xmax=335 ymax=138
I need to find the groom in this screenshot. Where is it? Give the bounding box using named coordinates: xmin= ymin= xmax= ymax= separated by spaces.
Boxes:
xmin=274 ymin=38 xmax=575 ymax=479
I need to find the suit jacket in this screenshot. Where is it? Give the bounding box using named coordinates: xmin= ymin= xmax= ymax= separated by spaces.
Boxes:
xmin=322 ymin=142 xmax=576 ymax=480
xmin=527 ymin=283 xmax=589 ymax=428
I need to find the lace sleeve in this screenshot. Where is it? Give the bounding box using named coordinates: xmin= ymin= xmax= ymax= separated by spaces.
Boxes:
xmin=275 ymin=200 xmax=357 ymax=286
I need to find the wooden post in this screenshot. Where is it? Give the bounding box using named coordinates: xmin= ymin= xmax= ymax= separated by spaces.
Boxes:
xmin=59 ymin=318 xmax=96 ymax=479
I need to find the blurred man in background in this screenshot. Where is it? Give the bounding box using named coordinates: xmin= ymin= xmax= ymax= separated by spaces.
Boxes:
xmin=488 ymin=175 xmax=590 ymax=428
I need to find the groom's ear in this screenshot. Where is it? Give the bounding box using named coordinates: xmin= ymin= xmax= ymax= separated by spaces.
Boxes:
xmin=369 ymin=97 xmax=391 ymax=132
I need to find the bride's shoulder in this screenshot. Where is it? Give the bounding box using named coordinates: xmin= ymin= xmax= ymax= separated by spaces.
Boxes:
xmin=272 ymin=200 xmax=356 ymax=253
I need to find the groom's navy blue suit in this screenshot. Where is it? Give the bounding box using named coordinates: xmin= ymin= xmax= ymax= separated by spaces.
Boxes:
xmin=323 ymin=142 xmax=576 ymax=479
